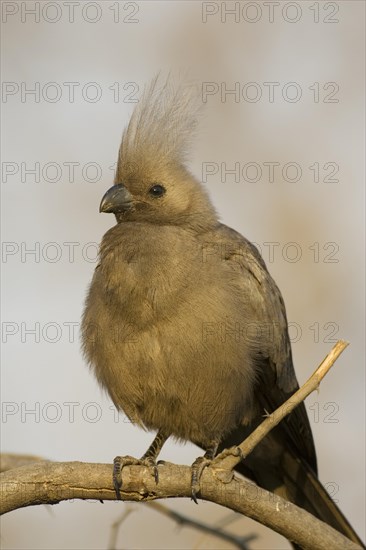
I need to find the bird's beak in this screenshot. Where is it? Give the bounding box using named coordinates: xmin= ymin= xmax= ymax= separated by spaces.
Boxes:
xmin=99 ymin=184 xmax=133 ymax=214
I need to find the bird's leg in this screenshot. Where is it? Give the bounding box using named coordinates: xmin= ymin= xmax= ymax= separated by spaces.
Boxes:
xmin=191 ymin=440 xmax=219 ymax=504
xmin=140 ymin=430 xmax=169 ymax=482
xmin=113 ymin=430 xmax=169 ymax=499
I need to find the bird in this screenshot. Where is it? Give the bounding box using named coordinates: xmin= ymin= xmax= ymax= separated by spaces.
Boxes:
xmin=81 ymin=73 xmax=364 ymax=548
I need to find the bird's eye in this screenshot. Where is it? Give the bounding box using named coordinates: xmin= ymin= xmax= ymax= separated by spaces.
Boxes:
xmin=148 ymin=184 xmax=166 ymax=197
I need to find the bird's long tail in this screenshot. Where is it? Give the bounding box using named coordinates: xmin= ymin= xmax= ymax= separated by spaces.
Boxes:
xmin=231 ymin=433 xmax=365 ymax=548
xmin=280 ymin=449 xmax=365 ymax=548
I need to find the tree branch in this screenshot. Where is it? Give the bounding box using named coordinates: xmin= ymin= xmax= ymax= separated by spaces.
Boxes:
xmin=108 ymin=506 xmax=136 ymax=550
xmin=145 ymin=501 xmax=256 ymax=550
xmin=0 ymin=460 xmax=360 ymax=549
xmin=0 ymin=453 xmax=47 ymax=473
xmin=216 ymin=340 xmax=349 ymax=470
xmin=1 ymin=341 xmax=361 ymax=550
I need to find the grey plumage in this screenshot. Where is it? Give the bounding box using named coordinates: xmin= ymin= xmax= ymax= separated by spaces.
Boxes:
xmin=82 ymin=74 xmax=364 ymax=547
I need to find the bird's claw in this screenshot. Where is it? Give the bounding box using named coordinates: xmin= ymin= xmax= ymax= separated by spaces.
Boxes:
xmin=191 ymin=456 xmax=212 ymax=504
xmin=216 ymin=445 xmax=244 ymax=461
xmin=113 ymin=455 xmax=160 ymax=499
xmin=143 ymin=456 xmax=159 ymax=484
xmin=113 ymin=455 xmax=137 ymax=499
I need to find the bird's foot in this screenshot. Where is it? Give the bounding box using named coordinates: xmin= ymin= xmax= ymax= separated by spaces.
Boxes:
xmin=156 ymin=459 xmax=174 ymax=467
xmin=190 ymin=445 xmax=244 ymax=503
xmin=113 ymin=455 xmax=159 ymax=499
xmin=215 ymin=445 xmax=244 ymax=461
xmin=191 ymin=456 xmax=213 ymax=504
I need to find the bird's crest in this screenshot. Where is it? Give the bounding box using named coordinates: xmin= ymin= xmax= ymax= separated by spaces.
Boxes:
xmin=115 ymin=73 xmax=202 ymax=183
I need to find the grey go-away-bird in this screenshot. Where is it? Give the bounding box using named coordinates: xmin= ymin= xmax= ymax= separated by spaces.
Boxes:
xmin=82 ymin=74 xmax=364 ymax=548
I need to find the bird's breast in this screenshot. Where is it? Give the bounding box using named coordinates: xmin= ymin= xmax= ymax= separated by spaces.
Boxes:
xmin=96 ymin=225 xmax=209 ymax=325
xmin=82 ymin=223 xmax=257 ymax=438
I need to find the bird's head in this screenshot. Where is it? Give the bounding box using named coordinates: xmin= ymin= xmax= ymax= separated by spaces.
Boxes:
xmin=100 ymin=162 xmax=217 ymax=231
xmin=99 ymin=74 xmax=218 ymax=232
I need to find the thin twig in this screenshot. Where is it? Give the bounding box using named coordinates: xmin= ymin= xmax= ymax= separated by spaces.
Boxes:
xmin=216 ymin=340 xmax=349 ymax=470
xmin=145 ymin=501 xmax=256 ymax=550
xmin=108 ymin=505 xmax=135 ymax=550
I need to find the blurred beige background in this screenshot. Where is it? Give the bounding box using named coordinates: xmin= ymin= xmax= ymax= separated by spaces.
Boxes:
xmin=1 ymin=1 xmax=365 ymax=548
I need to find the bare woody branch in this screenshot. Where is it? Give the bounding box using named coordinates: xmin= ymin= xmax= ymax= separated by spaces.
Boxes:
xmin=0 ymin=341 xmax=361 ymax=550
xmin=0 ymin=459 xmax=360 ymax=550
xmin=145 ymin=501 xmax=256 ymax=550
xmin=216 ymin=340 xmax=349 ymax=469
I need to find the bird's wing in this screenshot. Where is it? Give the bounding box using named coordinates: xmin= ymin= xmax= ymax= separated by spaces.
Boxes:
xmin=204 ymin=224 xmax=366 ymax=547
xmin=209 ymin=222 xmax=317 ymax=472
